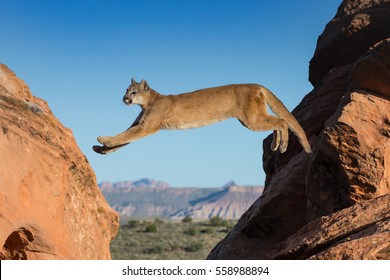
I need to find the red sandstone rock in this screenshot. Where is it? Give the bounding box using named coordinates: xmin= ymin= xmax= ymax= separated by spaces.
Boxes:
xmin=0 ymin=64 xmax=119 ymax=259
xmin=306 ymin=90 xmax=390 ymax=220
xmin=351 ymin=38 xmax=390 ymax=97
xmin=309 ymin=0 xmax=390 ymax=86
xmin=268 ymin=194 xmax=390 ymax=260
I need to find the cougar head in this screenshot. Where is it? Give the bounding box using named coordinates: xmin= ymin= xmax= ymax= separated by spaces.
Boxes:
xmin=123 ymin=78 xmax=151 ymax=106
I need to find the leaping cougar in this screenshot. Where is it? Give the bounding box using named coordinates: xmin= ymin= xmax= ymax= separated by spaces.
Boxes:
xmin=93 ymin=79 xmax=311 ymax=154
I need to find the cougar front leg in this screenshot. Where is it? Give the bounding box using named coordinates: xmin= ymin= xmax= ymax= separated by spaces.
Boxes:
xmin=97 ymin=125 xmax=158 ymax=147
xmin=93 ymin=143 xmax=129 ymax=154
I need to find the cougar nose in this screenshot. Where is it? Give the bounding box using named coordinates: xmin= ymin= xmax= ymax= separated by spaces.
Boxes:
xmin=123 ymin=96 xmax=130 ymax=104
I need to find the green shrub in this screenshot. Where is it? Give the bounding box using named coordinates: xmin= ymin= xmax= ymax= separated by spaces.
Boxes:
xmin=170 ymin=243 xmax=180 ymax=251
xmin=181 ymin=215 xmax=193 ymax=223
xmin=209 ymin=216 xmax=224 ymax=226
xmin=203 ymin=227 xmax=215 ymax=234
xmin=144 ymin=224 xmax=158 ymax=233
xmin=220 ymin=220 xmax=230 ymax=227
xmin=186 ymin=227 xmax=199 ymax=236
xmin=145 ymin=245 xmax=163 ymax=254
xmin=185 ymin=242 xmax=203 ymax=252
xmin=127 ymin=220 xmax=140 ymax=229
xmin=225 ymin=222 xmax=234 ymax=232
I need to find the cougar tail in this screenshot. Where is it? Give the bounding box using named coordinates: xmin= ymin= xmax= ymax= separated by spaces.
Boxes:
xmin=261 ymin=86 xmax=312 ymax=153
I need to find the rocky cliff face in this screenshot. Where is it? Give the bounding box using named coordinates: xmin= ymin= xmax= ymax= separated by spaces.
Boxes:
xmin=268 ymin=194 xmax=389 ymax=259
xmin=0 ymin=64 xmax=119 ymax=259
xmin=309 ymin=0 xmax=390 ymax=86
xmin=208 ymin=0 xmax=390 ymax=260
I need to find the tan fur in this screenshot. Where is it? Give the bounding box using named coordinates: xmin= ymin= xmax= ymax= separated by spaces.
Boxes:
xmin=93 ymin=79 xmax=311 ymax=154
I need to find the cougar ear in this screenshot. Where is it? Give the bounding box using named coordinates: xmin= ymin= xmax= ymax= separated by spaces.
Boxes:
xmin=131 ymin=77 xmax=137 ymax=84
xmin=140 ymin=79 xmax=149 ymax=90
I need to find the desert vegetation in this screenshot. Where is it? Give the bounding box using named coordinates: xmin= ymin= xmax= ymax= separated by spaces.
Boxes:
xmin=110 ymin=216 xmax=235 ymax=260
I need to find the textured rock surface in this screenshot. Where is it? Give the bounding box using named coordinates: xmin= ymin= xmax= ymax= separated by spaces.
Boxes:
xmin=269 ymin=194 xmax=390 ymax=260
xmin=351 ymin=38 xmax=390 ymax=97
xmin=306 ymin=90 xmax=390 ymax=220
xmin=309 ymin=0 xmax=390 ymax=86
xmin=209 ymin=0 xmax=390 ymax=260
xmin=0 ymin=64 xmax=119 ymax=259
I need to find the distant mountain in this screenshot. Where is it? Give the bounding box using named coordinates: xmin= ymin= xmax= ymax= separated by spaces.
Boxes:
xmin=170 ymin=185 xmax=264 ymax=220
xmin=100 ymin=178 xmax=170 ymax=192
xmin=99 ymin=179 xmax=263 ymax=220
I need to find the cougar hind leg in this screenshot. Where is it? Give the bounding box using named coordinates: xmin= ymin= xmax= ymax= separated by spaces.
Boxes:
xmin=97 ymin=125 xmax=159 ymax=147
xmin=239 ymin=114 xmax=289 ymax=153
xmin=270 ymin=130 xmax=280 ymax=151
xmin=278 ymin=122 xmax=289 ymax=153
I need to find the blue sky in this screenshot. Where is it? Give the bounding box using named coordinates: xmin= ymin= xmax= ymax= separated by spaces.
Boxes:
xmin=1 ymin=0 xmax=341 ymax=187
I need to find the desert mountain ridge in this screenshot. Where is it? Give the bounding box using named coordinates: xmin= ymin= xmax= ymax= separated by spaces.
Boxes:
xmin=99 ymin=179 xmax=264 ymax=220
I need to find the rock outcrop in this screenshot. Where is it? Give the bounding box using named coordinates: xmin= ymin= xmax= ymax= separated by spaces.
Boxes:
xmin=309 ymin=0 xmax=390 ymax=86
xmin=268 ymin=194 xmax=389 ymax=260
xmin=208 ymin=0 xmax=390 ymax=260
xmin=0 ymin=64 xmax=119 ymax=259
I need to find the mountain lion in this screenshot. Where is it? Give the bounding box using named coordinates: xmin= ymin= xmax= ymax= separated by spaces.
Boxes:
xmin=93 ymin=79 xmax=311 ymax=154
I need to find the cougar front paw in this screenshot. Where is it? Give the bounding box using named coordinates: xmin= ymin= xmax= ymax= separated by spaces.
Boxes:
xmin=97 ymin=136 xmax=115 ymax=147
xmin=97 ymin=136 xmax=106 ymax=145
xmin=93 ymin=145 xmax=108 ymax=154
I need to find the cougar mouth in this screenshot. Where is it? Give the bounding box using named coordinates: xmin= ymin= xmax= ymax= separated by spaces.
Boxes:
xmin=123 ymin=97 xmax=132 ymax=105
